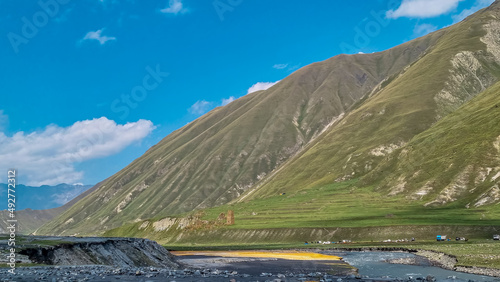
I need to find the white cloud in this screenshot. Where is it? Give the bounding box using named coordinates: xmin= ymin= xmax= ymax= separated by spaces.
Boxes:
xmin=387 ymin=0 xmax=464 ymax=19
xmin=0 ymin=110 xmax=8 ymax=132
xmin=221 ymin=96 xmax=235 ymax=106
xmin=189 ymin=97 xmax=235 ymax=113
xmin=247 ymin=81 xmax=280 ymax=94
xmin=82 ymin=29 xmax=116 ymax=45
xmin=273 ymin=64 xmax=288 ymax=70
xmin=452 ymin=0 xmax=494 ymax=23
xmin=161 ymin=0 xmax=188 ymax=15
xmin=190 ymin=80 xmax=281 ymax=114
xmin=0 ymin=118 xmax=155 ymax=186
xmin=413 ymin=23 xmax=438 ymax=37
xmin=188 ymin=100 xmax=213 ymax=115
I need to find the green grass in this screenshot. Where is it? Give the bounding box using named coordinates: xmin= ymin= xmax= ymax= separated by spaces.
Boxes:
xmin=415 ymin=242 xmax=500 ymax=269
xmin=0 ymin=236 xmax=73 ymax=247
xmin=365 ymin=80 xmax=500 ymax=205
xmin=104 ymin=179 xmax=499 ymax=249
xmin=199 ymin=180 xmax=499 ymax=230
xmin=27 ymin=239 xmax=74 ymax=246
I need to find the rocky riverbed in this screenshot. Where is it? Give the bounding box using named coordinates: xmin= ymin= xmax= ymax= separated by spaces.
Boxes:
xmin=1 ymin=237 xmax=500 ymax=281
xmin=325 ymin=247 xmax=500 ymax=278
xmin=413 ymin=250 xmax=500 ymax=277
xmin=0 ymin=265 xmax=406 ymax=282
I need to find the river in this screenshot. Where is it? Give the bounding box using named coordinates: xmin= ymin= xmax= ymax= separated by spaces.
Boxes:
xmin=336 ymin=251 xmax=500 ymax=282
xmin=175 ymin=250 xmax=500 ymax=282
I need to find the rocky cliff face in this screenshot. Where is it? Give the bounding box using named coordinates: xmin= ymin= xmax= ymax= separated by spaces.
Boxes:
xmin=16 ymin=237 xmax=179 ymax=269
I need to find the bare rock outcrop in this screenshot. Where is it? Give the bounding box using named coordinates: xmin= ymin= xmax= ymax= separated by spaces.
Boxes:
xmin=17 ymin=237 xmax=179 ymax=269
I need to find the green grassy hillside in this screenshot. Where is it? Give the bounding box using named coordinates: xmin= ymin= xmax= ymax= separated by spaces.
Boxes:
xmin=105 ymin=79 xmax=500 ymax=244
xmin=38 ymin=23 xmax=442 ymax=237
xmin=365 ymin=81 xmax=500 ymax=207
xmin=0 ymin=208 xmax=61 ymax=235
xmin=243 ymin=2 xmax=500 ymax=200
xmin=40 ymin=1 xmax=500 ymax=237
xmin=103 ymin=175 xmax=498 ymax=245
xmin=198 ymin=79 xmax=500 ymax=233
xmin=104 ymin=9 xmax=500 ymax=244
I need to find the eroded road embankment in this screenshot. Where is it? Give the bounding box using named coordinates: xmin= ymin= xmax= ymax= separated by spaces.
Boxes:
xmin=0 ymin=236 xmax=363 ymax=282
xmin=17 ymin=237 xmax=178 ymax=268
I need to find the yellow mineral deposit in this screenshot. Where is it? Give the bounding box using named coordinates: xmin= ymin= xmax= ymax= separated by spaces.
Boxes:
xmin=171 ymin=250 xmax=342 ymax=261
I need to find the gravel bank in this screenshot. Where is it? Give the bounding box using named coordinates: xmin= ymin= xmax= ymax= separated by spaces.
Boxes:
xmin=329 ymin=247 xmax=500 ymax=278
xmin=415 ymin=250 xmax=500 ymax=277
xmin=0 ymin=265 xmax=423 ymax=281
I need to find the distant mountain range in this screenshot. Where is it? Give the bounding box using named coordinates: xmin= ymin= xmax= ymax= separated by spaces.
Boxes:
xmin=0 ymin=183 xmax=97 ymax=234
xmin=0 ymin=183 xmax=92 ymax=210
xmin=39 ymin=1 xmax=500 ymax=237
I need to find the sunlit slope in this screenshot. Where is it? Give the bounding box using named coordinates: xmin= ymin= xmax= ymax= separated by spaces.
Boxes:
xmin=205 ymin=80 xmax=500 ymax=230
xmin=245 ymin=2 xmax=500 ymax=200
xmin=38 ymin=30 xmax=439 ymax=236
xmin=40 ymin=2 xmax=500 ymax=237
xmin=103 ymin=80 xmax=500 ymax=243
xmin=365 ymin=80 xmax=500 ymax=207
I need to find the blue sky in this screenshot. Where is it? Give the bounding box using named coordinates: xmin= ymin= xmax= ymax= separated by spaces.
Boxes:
xmin=0 ymin=0 xmax=494 ymax=186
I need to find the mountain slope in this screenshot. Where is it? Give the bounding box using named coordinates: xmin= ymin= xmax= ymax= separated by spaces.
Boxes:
xmin=104 ymin=78 xmax=500 ymax=245
xmin=0 ymin=208 xmax=61 ymax=234
xmin=41 ymin=1 xmax=500 ymax=237
xmin=38 ymin=30 xmax=444 ymax=236
xmin=364 ymin=79 xmax=500 ymax=207
xmin=242 ymin=1 xmax=500 ymax=201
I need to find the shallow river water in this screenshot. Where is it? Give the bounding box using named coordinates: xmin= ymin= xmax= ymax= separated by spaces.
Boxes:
xmin=336 ymin=251 xmax=500 ymax=282
xmin=174 ymin=250 xmax=500 ymax=282
xmin=2 ymin=250 xmax=498 ymax=281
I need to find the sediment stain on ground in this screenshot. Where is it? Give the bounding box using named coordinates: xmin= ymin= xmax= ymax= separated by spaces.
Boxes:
xmin=172 ymin=250 xmax=343 ymax=261
xmin=172 ymin=250 xmax=355 ymax=277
